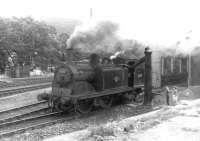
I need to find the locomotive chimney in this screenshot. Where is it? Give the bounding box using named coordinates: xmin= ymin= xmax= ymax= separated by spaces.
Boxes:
xmin=89 ymin=53 xmax=100 ymax=68
xmin=143 ymin=47 xmax=153 ymax=106
xmin=66 ymin=48 xmax=74 ymax=64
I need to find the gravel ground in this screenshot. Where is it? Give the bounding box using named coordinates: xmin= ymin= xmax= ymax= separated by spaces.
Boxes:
xmin=44 ymin=99 xmax=200 ymax=141
xmin=0 ymin=103 xmax=157 ymax=141
xmin=43 ymin=86 xmax=200 ymax=141
xmin=1 ymin=85 xmax=198 ymax=141
xmin=126 ymin=100 xmax=200 ymax=141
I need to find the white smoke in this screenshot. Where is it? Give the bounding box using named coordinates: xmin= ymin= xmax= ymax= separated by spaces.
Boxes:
xmin=67 ymin=21 xmax=119 ymax=53
xmin=67 ymin=20 xmax=200 ymax=59
xmin=66 ymin=21 xmax=147 ymax=58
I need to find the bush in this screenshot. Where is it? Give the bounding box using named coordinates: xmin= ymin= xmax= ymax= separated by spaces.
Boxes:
xmin=89 ymin=124 xmax=116 ymax=138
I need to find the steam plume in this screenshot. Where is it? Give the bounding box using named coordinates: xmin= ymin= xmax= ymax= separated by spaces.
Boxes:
xmin=67 ymin=21 xmax=119 ymax=53
xmin=67 ymin=21 xmax=145 ymax=58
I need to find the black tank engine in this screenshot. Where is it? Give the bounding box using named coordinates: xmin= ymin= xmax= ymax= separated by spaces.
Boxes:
xmin=38 ymin=53 xmax=145 ymax=114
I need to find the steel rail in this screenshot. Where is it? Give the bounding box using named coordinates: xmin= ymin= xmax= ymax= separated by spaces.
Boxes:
xmin=0 ymin=82 xmax=51 ymax=97
xmin=0 ymin=102 xmax=162 ymax=138
xmin=0 ymin=112 xmax=75 ymax=138
xmin=0 ymin=101 xmax=49 ymax=124
xmin=0 ymin=76 xmax=53 ymax=89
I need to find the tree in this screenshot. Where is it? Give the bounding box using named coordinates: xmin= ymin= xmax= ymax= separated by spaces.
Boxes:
xmin=0 ymin=17 xmax=74 ymax=72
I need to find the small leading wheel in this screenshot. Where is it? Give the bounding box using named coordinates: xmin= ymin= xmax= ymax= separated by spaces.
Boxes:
xmin=59 ymin=103 xmax=74 ymax=112
xmin=48 ymin=97 xmax=54 ymax=110
xmin=75 ymin=99 xmax=93 ymax=114
xmin=52 ymin=98 xmax=61 ymax=111
xmin=134 ymin=92 xmax=144 ymax=105
xmin=53 ymin=100 xmax=73 ymax=112
xmin=54 ymin=103 xmax=61 ymax=111
xmin=99 ymin=96 xmax=113 ymax=109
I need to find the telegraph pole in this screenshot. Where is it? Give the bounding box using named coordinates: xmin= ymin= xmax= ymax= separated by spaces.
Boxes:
xmin=185 ymin=31 xmax=192 ymax=87
xmin=90 ymin=8 xmax=93 ymax=19
xmin=187 ymin=54 xmax=191 ymax=87
xmin=143 ymin=47 xmax=153 ymax=106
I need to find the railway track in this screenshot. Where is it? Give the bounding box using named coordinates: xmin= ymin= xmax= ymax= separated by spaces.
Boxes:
xmin=0 ymin=112 xmax=67 ymax=138
xmin=0 ymin=109 xmax=77 ymax=138
xmin=0 ymin=98 xmax=80 ymax=138
xmin=0 ymin=99 xmax=95 ymax=138
xmin=0 ymin=101 xmax=49 ymax=124
xmin=0 ymin=76 xmax=53 ymax=89
xmin=0 ymin=101 xmax=161 ymax=138
xmin=0 ymin=101 xmax=58 ymax=137
xmin=0 ymin=82 xmax=51 ymax=97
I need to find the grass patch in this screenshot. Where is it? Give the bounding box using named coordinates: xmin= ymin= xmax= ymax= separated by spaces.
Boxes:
xmin=82 ymin=102 xmax=193 ymax=141
xmin=121 ymin=108 xmax=182 ymax=133
xmin=89 ymin=124 xmax=116 ymax=137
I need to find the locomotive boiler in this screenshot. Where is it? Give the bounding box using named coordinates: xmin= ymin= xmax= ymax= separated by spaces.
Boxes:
xmin=38 ymin=48 xmax=152 ymax=114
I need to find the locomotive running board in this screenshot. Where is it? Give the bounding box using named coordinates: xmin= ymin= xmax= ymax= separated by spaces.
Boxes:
xmin=70 ymin=86 xmax=134 ymax=101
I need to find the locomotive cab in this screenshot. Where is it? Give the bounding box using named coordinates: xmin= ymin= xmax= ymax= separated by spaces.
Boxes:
xmin=127 ymin=60 xmax=136 ymax=87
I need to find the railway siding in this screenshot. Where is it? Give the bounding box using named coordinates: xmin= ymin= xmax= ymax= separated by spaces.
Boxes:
xmin=0 ymin=83 xmax=51 ymax=97
xmin=0 ymin=76 xmax=53 ymax=89
xmin=0 ymin=101 xmax=49 ymax=124
xmin=0 ymin=88 xmax=51 ymax=112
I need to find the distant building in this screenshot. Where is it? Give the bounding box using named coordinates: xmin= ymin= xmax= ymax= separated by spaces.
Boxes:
xmin=189 ymin=46 xmax=200 ymax=85
xmin=151 ymin=49 xmax=188 ymax=88
xmin=151 ymin=46 xmax=200 ymax=88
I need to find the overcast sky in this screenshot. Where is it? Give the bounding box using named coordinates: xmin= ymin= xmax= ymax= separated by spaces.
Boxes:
xmin=0 ymin=0 xmax=200 ymax=46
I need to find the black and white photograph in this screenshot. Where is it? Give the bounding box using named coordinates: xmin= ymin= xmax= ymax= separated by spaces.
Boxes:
xmin=0 ymin=0 xmax=200 ymax=140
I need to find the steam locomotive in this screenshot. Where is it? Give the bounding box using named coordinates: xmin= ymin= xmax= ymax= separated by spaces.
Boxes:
xmin=38 ymin=53 xmax=145 ymax=114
